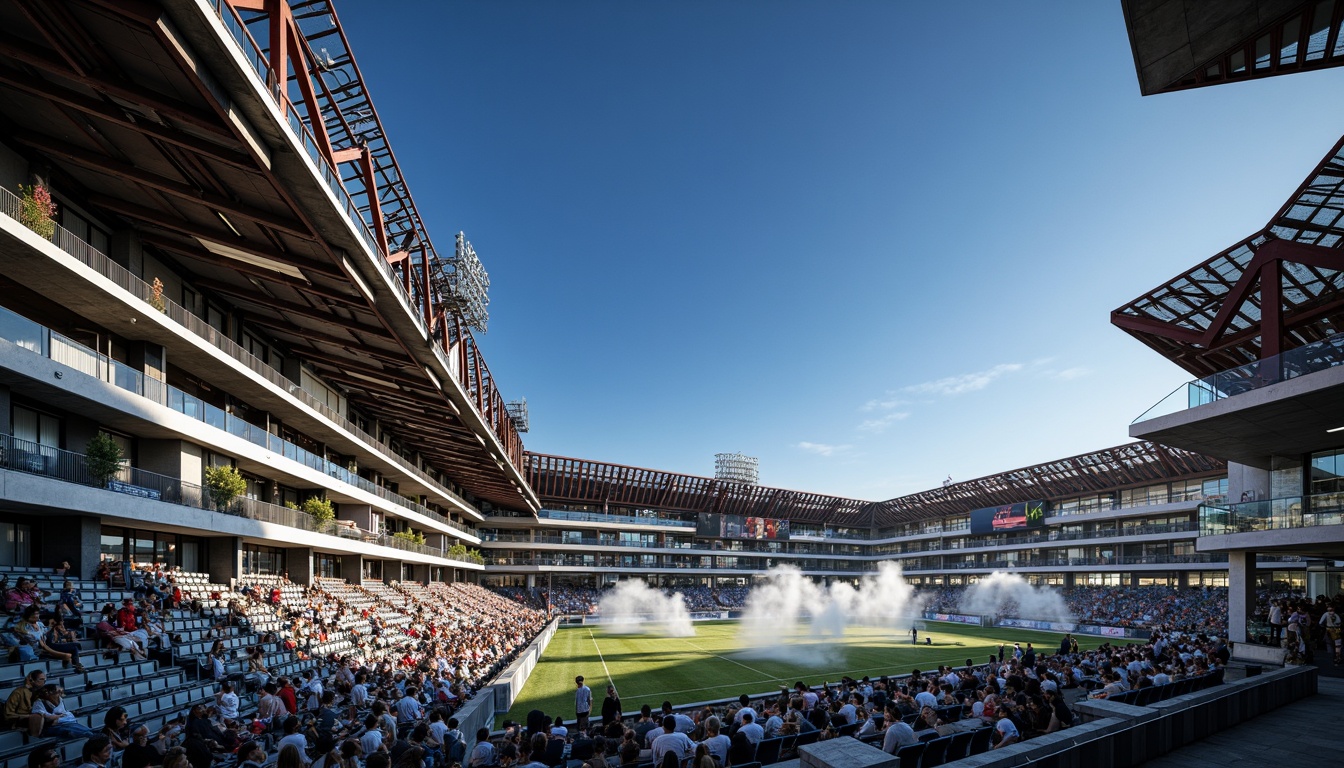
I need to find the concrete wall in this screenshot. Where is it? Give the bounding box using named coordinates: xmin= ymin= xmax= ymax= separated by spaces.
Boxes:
xmin=286 ymin=547 xmax=314 ymax=585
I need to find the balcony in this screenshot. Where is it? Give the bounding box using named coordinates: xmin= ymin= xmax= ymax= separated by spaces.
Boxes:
xmin=0 ymin=433 xmax=468 ymax=565
xmin=0 ymin=303 xmax=477 ymax=543
xmin=1199 ymin=492 xmax=1344 ymax=536
xmin=1131 ymin=331 xmax=1344 ymax=467
xmin=0 ymin=185 xmax=484 ymax=523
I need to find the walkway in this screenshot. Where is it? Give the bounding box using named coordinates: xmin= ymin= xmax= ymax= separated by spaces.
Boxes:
xmin=1139 ymin=674 xmax=1344 ymax=767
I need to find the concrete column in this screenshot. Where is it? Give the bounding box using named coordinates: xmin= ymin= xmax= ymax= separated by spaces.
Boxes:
xmin=337 ymin=504 xmax=375 ymax=533
xmin=343 ymin=554 xmax=362 ymax=583
xmin=406 ymin=563 xmax=428 ymax=585
xmin=1228 ymin=550 xmax=1257 ymax=643
xmin=207 ymin=537 xmax=243 ymax=583
xmin=1228 ymin=463 xmax=1270 ymax=503
xmin=38 ymin=516 xmax=100 ymax=579
xmin=138 ymin=440 xmax=201 ymax=482
xmin=384 ymin=560 xmax=403 ymax=584
xmin=285 ymin=547 xmax=314 ymax=586
xmin=424 ymin=533 xmax=448 ymax=555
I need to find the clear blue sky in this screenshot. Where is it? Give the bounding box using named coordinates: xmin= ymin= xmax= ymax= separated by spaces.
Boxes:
xmin=337 ymin=1 xmax=1344 ymax=501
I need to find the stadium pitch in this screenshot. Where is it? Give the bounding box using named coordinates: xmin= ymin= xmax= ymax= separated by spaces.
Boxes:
xmin=496 ymin=620 xmax=1108 ymax=726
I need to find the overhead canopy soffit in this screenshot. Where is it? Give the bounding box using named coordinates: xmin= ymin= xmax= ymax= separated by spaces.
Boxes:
xmin=0 ymin=0 xmax=526 ymax=508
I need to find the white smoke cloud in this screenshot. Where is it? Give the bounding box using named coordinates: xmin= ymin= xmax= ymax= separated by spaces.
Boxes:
xmin=737 ymin=563 xmax=925 ymax=665
xmin=958 ymin=571 xmax=1071 ymax=621
xmin=597 ymin=579 xmax=694 ymax=637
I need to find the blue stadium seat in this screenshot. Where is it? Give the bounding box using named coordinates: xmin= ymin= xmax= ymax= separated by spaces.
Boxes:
xmin=894 ymin=742 xmax=924 ymax=768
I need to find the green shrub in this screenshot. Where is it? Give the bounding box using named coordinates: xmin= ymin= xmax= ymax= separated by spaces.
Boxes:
xmin=301 ymin=496 xmax=335 ymax=523
xmin=204 ymin=464 xmax=247 ymax=509
xmin=84 ymin=433 xmax=124 ymax=488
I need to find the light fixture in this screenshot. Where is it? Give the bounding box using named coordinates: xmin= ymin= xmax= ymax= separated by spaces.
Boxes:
xmin=215 ymin=210 xmax=243 ymax=237
xmin=1329 ymin=426 xmax=1344 ymax=433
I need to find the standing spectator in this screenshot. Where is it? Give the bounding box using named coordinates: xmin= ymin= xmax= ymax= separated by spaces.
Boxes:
xmin=574 ymin=676 xmax=592 ymax=733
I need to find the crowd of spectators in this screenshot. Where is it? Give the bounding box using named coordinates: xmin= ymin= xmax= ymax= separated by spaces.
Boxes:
xmin=487 ymin=627 xmax=1230 ymax=766
xmin=497 ymin=584 xmax=1238 ymax=634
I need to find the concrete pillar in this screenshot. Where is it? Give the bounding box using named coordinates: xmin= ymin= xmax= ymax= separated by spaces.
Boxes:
xmin=207 ymin=537 xmax=243 ymax=584
xmin=285 ymin=547 xmax=314 ymax=586
xmin=344 ymin=554 xmax=362 ymax=584
xmin=384 ymin=560 xmax=403 ymax=584
xmin=138 ymin=440 xmax=201 ymax=482
xmin=38 ymin=516 xmax=100 ymax=579
xmin=1228 ymin=463 xmax=1270 ymax=504
xmin=424 ymin=533 xmax=448 ymax=556
xmin=337 ymin=504 xmax=376 ymax=533
xmin=1228 ymin=550 xmax=1257 ymax=643
xmin=406 ymin=563 xmax=428 ymax=585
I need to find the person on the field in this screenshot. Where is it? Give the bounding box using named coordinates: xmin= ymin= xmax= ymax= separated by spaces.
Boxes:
xmin=574 ymin=676 xmax=592 ymax=733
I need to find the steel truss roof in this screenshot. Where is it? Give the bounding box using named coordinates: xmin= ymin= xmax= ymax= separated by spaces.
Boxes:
xmin=525 ymin=441 xmax=1226 ymax=529
xmin=1113 ymin=135 xmax=1344 ymax=376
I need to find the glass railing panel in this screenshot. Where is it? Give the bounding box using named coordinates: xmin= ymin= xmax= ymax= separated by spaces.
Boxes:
xmin=1137 ymin=330 xmax=1344 ymax=423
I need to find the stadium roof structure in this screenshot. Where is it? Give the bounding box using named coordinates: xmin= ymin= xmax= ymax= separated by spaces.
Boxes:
xmin=1122 ymin=0 xmax=1344 ymax=96
xmin=525 ymin=441 xmax=1226 ymax=529
xmin=0 ymin=0 xmax=532 ymax=509
xmin=1111 ymin=134 xmax=1344 ymax=377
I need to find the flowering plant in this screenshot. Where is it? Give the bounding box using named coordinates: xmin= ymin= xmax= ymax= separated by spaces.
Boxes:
xmin=18 ymin=184 xmax=56 ymax=240
xmin=149 ymin=277 xmax=166 ymax=312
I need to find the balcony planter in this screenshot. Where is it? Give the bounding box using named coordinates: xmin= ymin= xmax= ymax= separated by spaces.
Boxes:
xmin=204 ymin=464 xmax=247 ymax=510
xmin=18 ymin=184 xmax=56 ymax=240
xmin=84 ymin=433 xmax=124 ymax=489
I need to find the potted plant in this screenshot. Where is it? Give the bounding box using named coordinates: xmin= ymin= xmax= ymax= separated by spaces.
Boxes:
xmin=148 ymin=278 xmax=166 ymax=313
xmin=301 ymin=496 xmax=335 ymax=524
xmin=204 ymin=464 xmax=247 ymax=510
xmin=18 ymin=183 xmax=56 ymax=240
xmin=84 ymin=433 xmax=124 ymax=488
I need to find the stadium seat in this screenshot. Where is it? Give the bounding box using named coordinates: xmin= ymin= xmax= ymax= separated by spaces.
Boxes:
xmin=753 ymin=737 xmax=782 ymax=765
xmin=793 ymin=731 xmax=820 ymax=749
xmin=968 ymin=726 xmax=993 ymax=755
xmin=894 ymin=742 xmax=924 ymax=768
xmin=945 ymin=731 xmax=973 ymax=761
xmin=836 ymin=723 xmax=859 ymax=737
xmin=920 ymin=736 xmax=951 ymax=767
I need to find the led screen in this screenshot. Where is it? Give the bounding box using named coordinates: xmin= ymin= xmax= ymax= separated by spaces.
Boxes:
xmin=969 ymin=500 xmax=1046 ymax=535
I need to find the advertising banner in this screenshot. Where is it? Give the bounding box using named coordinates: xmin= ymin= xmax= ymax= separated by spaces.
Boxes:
xmin=696 ymin=513 xmax=790 ymax=540
xmin=969 ymin=500 xmax=1046 ymax=535
xmin=924 ymin=612 xmax=983 ymax=626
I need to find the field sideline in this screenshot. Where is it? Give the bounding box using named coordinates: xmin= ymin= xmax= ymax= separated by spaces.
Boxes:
xmin=496 ymin=620 xmax=1108 ymax=727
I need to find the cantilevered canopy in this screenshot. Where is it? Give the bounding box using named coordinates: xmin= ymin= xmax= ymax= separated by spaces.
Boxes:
xmin=1112 ymin=135 xmax=1344 ymax=377
xmin=525 ymin=441 xmax=1226 ymax=530
xmin=1123 ymin=0 xmax=1344 ymax=96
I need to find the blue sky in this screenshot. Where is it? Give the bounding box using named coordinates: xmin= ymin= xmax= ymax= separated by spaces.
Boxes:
xmin=337 ymin=1 xmax=1344 ymax=500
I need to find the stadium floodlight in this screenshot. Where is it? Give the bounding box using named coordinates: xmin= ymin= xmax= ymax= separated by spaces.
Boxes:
xmin=506 ymin=397 xmax=530 ymax=433
xmin=714 ymin=452 xmax=759 ymax=485
xmin=430 ymin=231 xmax=490 ymax=333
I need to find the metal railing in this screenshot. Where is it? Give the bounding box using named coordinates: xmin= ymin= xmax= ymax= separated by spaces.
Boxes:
xmin=534 ymin=509 xmax=697 ymax=528
xmin=0 ymin=187 xmax=482 ymax=522
xmin=201 ymin=1 xmax=524 ymax=474
xmin=0 ymin=433 xmax=460 ymax=560
xmin=1199 ymin=492 xmax=1344 ymax=535
xmin=1135 ymin=330 xmax=1344 ymax=423
xmin=0 ymin=301 xmax=476 ymax=541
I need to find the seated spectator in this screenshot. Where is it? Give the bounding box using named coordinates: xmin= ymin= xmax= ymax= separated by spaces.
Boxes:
xmin=31 ymin=684 xmax=94 ymax=739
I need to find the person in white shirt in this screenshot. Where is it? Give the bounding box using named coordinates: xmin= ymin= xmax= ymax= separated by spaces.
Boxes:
xmin=913 ymin=684 xmax=938 ymax=710
xmin=696 ymin=716 xmax=730 ymax=766
xmin=731 ymin=695 xmax=758 ymax=727
xmin=215 ymin=681 xmax=240 ymax=720
xmin=278 ymin=717 xmax=311 ymax=766
xmin=650 ymin=717 xmax=696 ymax=766
xmin=881 ymin=704 xmax=917 ymax=755
xmin=736 ymin=712 xmax=764 ymax=744
xmin=991 ymin=711 xmax=1019 ymax=750
xmin=550 ymin=717 xmax=568 ymax=739
xmin=468 ymin=728 xmax=494 ymax=768
xmin=359 ymin=715 xmax=385 ymax=755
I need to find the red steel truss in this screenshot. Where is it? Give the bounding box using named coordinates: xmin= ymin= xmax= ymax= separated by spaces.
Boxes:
xmin=1113 ymin=135 xmax=1344 ymax=377
xmin=526 ymin=442 xmax=1226 ymax=530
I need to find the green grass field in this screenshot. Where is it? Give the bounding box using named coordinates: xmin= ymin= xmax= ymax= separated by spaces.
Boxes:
xmin=496 ymin=620 xmax=1106 ymax=727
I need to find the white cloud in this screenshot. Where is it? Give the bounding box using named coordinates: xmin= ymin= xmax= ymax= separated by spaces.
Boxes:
xmin=796 ymin=441 xmax=849 ymax=456
xmin=901 ymin=363 xmax=1024 ymax=396
xmin=1055 ymin=367 xmax=1090 ymax=380
xmin=862 ymin=397 xmax=908 ymax=412
xmin=857 ymin=411 xmax=910 ymax=434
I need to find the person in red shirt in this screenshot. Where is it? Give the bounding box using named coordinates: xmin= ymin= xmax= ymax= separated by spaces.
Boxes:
xmin=117 ymin=599 xmax=139 ymax=631
xmin=277 ymin=677 xmax=297 ymax=715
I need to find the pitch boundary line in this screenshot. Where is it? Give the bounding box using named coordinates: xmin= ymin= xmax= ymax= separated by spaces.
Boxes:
xmin=588 ymin=628 xmax=617 ymax=695
xmin=681 ymin=638 xmax=779 ymax=680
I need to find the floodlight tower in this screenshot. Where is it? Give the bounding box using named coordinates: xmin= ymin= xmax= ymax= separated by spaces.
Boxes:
xmin=430 ymin=231 xmax=490 ymax=333
xmin=714 ymin=452 xmax=759 ymax=485
xmin=505 ymin=397 xmax=530 ymax=433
